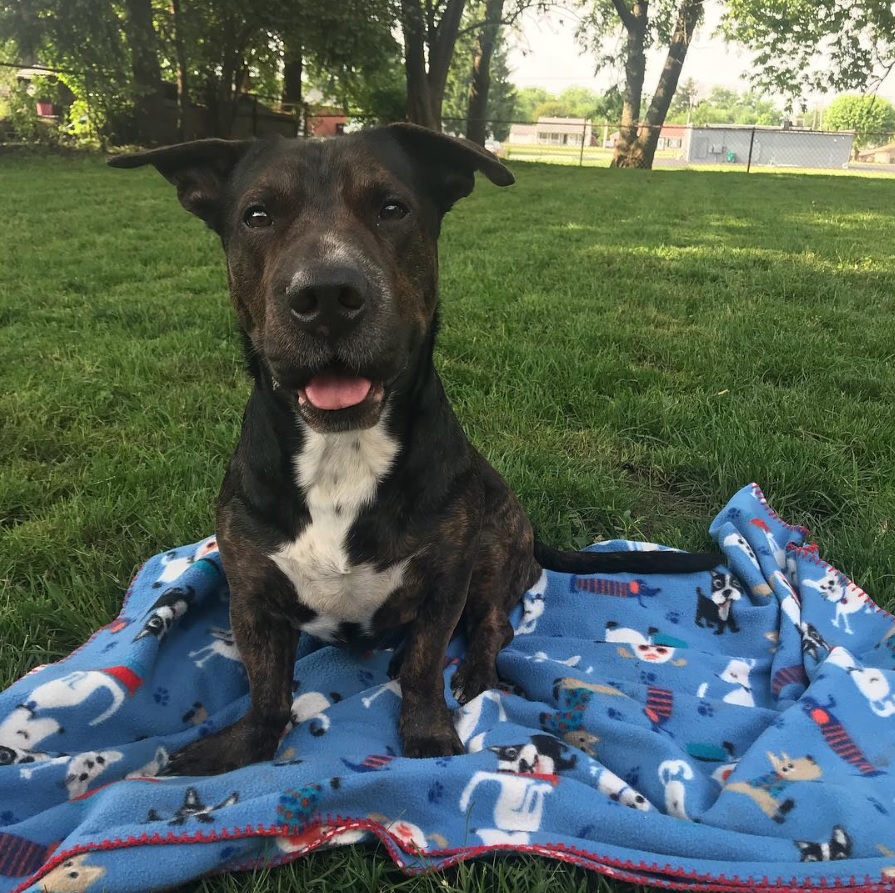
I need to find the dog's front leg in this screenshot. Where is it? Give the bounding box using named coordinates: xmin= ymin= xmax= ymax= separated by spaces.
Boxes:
xmin=398 ymin=561 xmax=476 ymax=759
xmin=164 ymin=560 xmax=298 ymax=776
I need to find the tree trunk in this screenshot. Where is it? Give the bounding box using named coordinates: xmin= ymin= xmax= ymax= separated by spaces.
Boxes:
xmin=612 ymin=0 xmax=704 ymax=169
xmin=611 ymin=0 xmax=648 ymax=168
xmin=210 ymin=16 xmax=242 ymax=137
xmin=401 ymin=0 xmax=467 ymax=130
xmin=282 ymin=42 xmax=304 ymax=135
xmin=634 ymin=0 xmax=704 ymax=168
xmin=465 ymin=0 xmax=504 ymax=145
xmin=402 ymin=0 xmax=437 ymax=128
xmin=170 ymin=0 xmax=189 ymax=140
xmin=122 ymin=0 xmax=167 ymax=145
xmin=282 ymin=44 xmax=303 ymax=106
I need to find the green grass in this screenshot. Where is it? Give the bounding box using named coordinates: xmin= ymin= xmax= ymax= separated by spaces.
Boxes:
xmin=2 ymin=155 xmax=895 ymax=891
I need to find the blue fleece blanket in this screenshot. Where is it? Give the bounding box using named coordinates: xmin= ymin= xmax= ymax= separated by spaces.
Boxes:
xmin=2 ymin=484 xmax=894 ymax=893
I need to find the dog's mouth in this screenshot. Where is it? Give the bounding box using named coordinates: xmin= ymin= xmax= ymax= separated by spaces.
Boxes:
xmin=293 ymin=370 xmax=387 ymax=431
xmin=298 ymin=373 xmax=382 ymax=411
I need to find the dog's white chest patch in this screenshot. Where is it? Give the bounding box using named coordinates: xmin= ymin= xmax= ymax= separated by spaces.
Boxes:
xmin=270 ymin=419 xmax=405 ymax=638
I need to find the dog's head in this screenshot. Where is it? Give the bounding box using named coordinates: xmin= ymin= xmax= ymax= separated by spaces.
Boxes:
xmin=708 ymin=569 xmax=743 ymax=605
xmin=109 ymin=125 xmax=513 ymax=432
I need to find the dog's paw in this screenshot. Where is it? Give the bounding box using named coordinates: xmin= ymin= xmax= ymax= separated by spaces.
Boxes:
xmin=161 ymin=740 xmax=232 ymax=777
xmin=450 ymin=661 xmax=498 ymax=705
xmin=161 ymin=721 xmax=280 ymax=776
xmin=402 ymin=727 xmax=465 ymax=759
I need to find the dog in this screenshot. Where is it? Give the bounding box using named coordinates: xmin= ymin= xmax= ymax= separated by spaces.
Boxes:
xmin=109 ymin=124 xmax=718 ymax=774
xmin=694 ymin=569 xmax=742 ymax=634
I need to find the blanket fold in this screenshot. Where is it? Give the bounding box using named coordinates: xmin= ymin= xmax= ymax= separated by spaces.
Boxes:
xmin=1 ymin=483 xmax=894 ymax=892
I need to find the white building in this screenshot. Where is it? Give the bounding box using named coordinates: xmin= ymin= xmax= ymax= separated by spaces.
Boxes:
xmin=508 ymin=117 xmax=593 ymax=148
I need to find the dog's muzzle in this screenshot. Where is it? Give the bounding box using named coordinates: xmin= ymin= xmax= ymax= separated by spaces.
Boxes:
xmin=286 ymin=263 xmax=371 ymax=341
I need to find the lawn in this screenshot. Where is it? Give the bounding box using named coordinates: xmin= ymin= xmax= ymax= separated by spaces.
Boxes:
xmin=2 ymin=154 xmax=895 ymax=892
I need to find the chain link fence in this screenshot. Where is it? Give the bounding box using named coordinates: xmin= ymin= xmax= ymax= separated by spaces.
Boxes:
xmin=439 ymin=117 xmax=891 ymax=176
xmin=2 ymin=73 xmax=891 ymax=177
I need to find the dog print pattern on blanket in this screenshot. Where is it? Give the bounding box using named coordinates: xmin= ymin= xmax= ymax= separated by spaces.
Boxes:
xmin=0 ymin=484 xmax=894 ymax=892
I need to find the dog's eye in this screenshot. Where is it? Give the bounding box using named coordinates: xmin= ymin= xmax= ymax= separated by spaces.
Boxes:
xmin=243 ymin=205 xmax=272 ymax=228
xmin=379 ymin=200 xmax=408 ymax=222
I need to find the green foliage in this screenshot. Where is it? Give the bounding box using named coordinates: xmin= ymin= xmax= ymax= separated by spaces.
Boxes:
xmin=531 ymin=99 xmax=572 ymax=119
xmin=666 ymin=86 xmax=781 ymax=126
xmin=5 ymin=76 xmax=69 ymax=145
xmin=667 ymin=77 xmax=699 ymax=120
xmin=63 ymin=97 xmax=101 ymax=145
xmin=722 ymin=0 xmax=895 ymax=104
xmin=0 ymin=0 xmax=134 ymax=139
xmin=514 ymin=86 xmax=552 ymax=122
xmin=825 ymin=94 xmax=895 ymax=147
xmin=488 ymin=48 xmax=518 ymax=138
xmin=6 ymin=83 xmax=43 ymax=142
xmin=516 ymin=86 xmax=623 ymax=124
xmin=287 ymin=0 xmax=403 ymax=117
xmin=1 ymin=0 xmax=403 ymax=140
xmin=576 ymin=0 xmax=693 ymax=72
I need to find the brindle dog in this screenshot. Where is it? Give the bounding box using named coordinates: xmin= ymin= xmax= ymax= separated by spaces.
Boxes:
xmin=110 ymin=125 xmax=717 ymax=774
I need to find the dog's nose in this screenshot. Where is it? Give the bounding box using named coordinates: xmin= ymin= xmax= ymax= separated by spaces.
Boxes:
xmin=286 ymin=265 xmax=368 ymax=338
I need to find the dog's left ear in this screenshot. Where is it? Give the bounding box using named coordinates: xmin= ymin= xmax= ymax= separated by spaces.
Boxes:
xmin=386 ymin=123 xmax=514 ymax=212
xmin=108 ymin=138 xmax=253 ymax=230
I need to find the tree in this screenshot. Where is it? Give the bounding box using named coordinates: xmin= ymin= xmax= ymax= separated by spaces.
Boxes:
xmin=667 ymin=76 xmax=698 ymax=121
xmin=531 ymin=99 xmax=574 ymax=119
xmin=121 ymin=0 xmax=167 ymax=144
xmin=722 ymin=0 xmax=895 ymax=102
xmin=577 ymin=0 xmax=705 ymax=168
xmin=485 ymin=39 xmax=518 ymax=138
xmin=825 ymin=94 xmax=895 ymax=153
xmin=443 ymin=18 xmax=517 ymax=138
xmin=295 ymin=0 xmax=405 ymax=122
xmin=0 ymin=0 xmax=141 ymax=141
xmin=465 ymin=0 xmax=505 ymax=144
xmin=400 ymin=0 xmax=549 ymax=131
xmin=515 ymin=85 xmax=551 ymax=122
xmin=665 ymin=85 xmax=780 ymax=126
xmin=3 ymin=0 xmax=404 ymax=140
xmin=400 ymin=0 xmax=468 ymax=129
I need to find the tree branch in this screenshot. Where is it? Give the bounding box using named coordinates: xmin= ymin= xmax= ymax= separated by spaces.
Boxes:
xmin=611 ymin=0 xmax=636 ymax=33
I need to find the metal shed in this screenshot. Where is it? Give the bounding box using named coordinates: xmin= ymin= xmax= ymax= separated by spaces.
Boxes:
xmin=684 ymin=126 xmax=855 ymax=169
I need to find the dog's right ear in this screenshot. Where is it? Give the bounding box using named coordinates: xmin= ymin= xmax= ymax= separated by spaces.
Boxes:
xmin=108 ymin=139 xmax=252 ymax=229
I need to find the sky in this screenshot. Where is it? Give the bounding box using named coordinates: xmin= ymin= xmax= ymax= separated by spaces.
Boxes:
xmin=506 ymin=3 xmax=895 ymax=108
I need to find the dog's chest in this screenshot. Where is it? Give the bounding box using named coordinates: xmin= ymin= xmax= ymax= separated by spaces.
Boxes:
xmin=270 ymin=422 xmax=405 ymax=640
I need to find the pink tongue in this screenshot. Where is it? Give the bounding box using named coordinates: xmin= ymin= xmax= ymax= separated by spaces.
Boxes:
xmin=303 ymin=374 xmax=372 ymax=410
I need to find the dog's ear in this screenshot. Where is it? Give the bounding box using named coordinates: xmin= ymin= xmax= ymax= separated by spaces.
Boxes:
xmin=386 ymin=123 xmax=514 ymax=212
xmin=108 ymin=139 xmax=253 ymax=228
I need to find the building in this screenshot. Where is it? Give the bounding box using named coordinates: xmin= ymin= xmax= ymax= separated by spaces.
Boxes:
xmin=508 ymin=117 xmax=593 ymax=148
xmin=656 ymin=124 xmax=688 ymax=151
xmin=856 ymin=142 xmax=895 ymax=164
xmin=683 ymin=125 xmax=855 ymax=169
xmin=602 ymin=124 xmax=688 ymax=153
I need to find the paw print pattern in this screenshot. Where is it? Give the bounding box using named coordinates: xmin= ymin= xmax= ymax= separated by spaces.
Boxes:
xmin=153 ymin=687 xmax=169 ymax=706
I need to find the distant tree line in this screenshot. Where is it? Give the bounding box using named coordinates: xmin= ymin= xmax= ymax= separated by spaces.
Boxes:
xmin=2 ymin=0 xmax=892 ymax=168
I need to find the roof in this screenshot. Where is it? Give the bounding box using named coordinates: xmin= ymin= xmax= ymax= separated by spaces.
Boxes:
xmin=16 ymin=67 xmax=60 ymax=80
xmin=856 ymin=141 xmax=895 ymax=158
xmin=536 ymin=116 xmax=590 ymax=134
xmin=690 ymin=124 xmax=855 ymax=136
